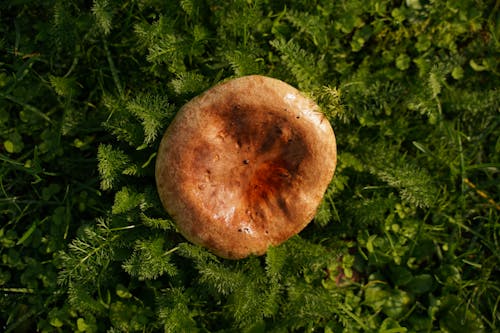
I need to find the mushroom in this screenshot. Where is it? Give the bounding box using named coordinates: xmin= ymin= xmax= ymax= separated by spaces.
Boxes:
xmin=155 ymin=75 xmax=336 ymax=259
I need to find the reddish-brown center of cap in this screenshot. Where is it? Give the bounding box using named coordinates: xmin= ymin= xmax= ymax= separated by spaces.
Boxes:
xmin=184 ymin=102 xmax=311 ymax=239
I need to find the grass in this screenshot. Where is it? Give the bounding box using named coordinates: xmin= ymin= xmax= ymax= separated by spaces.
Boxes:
xmin=1 ymin=0 xmax=499 ymax=332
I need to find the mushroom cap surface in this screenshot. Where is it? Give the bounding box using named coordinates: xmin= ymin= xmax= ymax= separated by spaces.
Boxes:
xmin=155 ymin=75 xmax=336 ymax=259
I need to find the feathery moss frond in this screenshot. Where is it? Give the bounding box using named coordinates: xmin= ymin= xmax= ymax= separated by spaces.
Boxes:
xmin=97 ymin=144 xmax=131 ymax=190
xmin=91 ymin=0 xmax=113 ymax=36
xmin=156 ymin=288 xmax=199 ymax=332
xmin=366 ymin=145 xmax=439 ymax=208
xmin=169 ymin=71 xmax=209 ymax=96
xmin=270 ymin=38 xmax=327 ymax=89
xmin=122 ymin=237 xmax=178 ymax=280
xmin=126 ymin=93 xmax=173 ymax=146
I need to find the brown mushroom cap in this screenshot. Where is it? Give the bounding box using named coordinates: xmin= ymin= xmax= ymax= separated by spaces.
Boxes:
xmin=155 ymin=75 xmax=336 ymax=259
